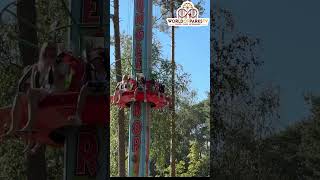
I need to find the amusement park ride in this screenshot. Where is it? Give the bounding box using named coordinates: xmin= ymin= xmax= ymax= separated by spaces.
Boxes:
xmin=0 ymin=0 xmax=169 ymax=178
xmin=110 ymin=0 xmax=170 ymax=177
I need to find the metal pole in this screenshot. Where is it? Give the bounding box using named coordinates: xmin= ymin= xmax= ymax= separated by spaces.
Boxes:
xmin=64 ymin=1 xmax=81 ymax=179
xmin=104 ymin=0 xmax=110 ymax=178
xmin=128 ymin=0 xmax=152 ymax=177
xmin=69 ymin=0 xmax=81 ymax=56
xmin=170 ymin=0 xmax=176 ymax=177
xmin=65 ymin=0 xmax=109 ymax=180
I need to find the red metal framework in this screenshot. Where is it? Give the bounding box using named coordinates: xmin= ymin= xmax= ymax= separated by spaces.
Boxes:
xmin=111 ymin=77 xmax=170 ymax=109
xmin=0 ymin=51 xmax=108 ymax=145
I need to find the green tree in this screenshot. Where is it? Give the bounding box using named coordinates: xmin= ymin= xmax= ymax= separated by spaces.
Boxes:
xmin=299 ymin=95 xmax=320 ymax=179
xmin=111 ymin=0 xmax=126 ymax=176
xmin=186 ymin=140 xmax=204 ymax=176
xmin=211 ymin=6 xmax=280 ymax=179
xmin=0 ymin=0 xmax=69 ymax=179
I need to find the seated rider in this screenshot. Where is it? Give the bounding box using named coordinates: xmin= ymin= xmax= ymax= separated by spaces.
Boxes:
xmin=147 ymin=79 xmax=156 ymax=93
xmin=85 ymin=48 xmax=107 ymax=84
xmin=128 ymin=76 xmax=136 ymax=91
xmin=133 ymin=73 xmax=147 ymax=102
xmin=119 ymin=75 xmax=130 ymax=91
xmin=25 ymin=43 xmax=85 ymax=151
xmin=69 ymin=47 xmax=106 ymax=125
xmin=113 ymin=74 xmax=130 ymax=104
xmin=56 ymin=51 xmax=84 ymax=92
xmin=8 ymin=42 xmax=56 ymax=135
xmin=159 ymin=83 xmax=166 ymax=101
xmin=7 ymin=42 xmax=63 ymax=153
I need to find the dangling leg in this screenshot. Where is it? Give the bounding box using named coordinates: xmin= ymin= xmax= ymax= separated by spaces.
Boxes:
xmin=132 ymin=88 xmax=138 ymax=101
xmin=113 ymin=83 xmax=121 ymax=104
xmin=116 ymin=90 xmax=123 ymax=104
xmin=159 ymin=92 xmax=163 ymax=102
xmin=23 ymin=135 xmax=36 ymax=153
xmin=2 ymin=93 xmax=23 ymax=137
xmin=144 ymin=84 xmax=147 ymax=103
xmin=112 ymin=91 xmax=118 ymax=104
xmin=30 ymin=141 xmax=42 ymax=154
xmin=18 ymin=89 xmax=43 ymax=152
xmin=20 ymin=88 xmax=45 ymax=132
xmin=68 ymin=84 xmax=88 ymax=126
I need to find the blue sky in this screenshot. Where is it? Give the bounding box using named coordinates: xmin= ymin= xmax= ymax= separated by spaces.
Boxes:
xmin=110 ymin=0 xmax=210 ymax=102
xmin=221 ymin=0 xmax=320 ymax=128
xmin=0 ymin=0 xmax=15 ymax=22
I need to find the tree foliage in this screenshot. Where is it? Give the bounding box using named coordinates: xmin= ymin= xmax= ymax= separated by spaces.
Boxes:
xmin=209 ymin=6 xmax=320 ymax=180
xmin=0 ymin=0 xmax=69 ymax=179
xmin=211 ymin=7 xmax=281 ymax=179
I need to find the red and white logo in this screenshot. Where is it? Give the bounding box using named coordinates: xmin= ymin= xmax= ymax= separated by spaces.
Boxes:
xmin=167 ymin=1 xmax=209 ymax=27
